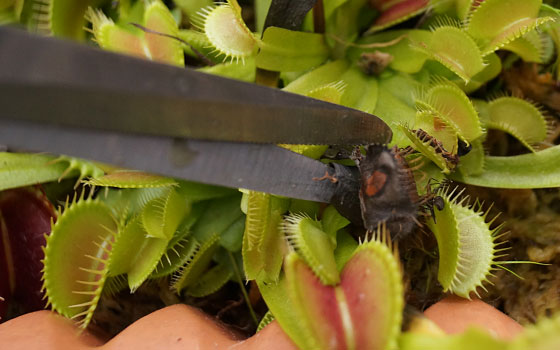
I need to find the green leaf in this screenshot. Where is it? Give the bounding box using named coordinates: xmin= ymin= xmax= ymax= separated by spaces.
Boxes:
xmin=141 ymin=189 xmax=191 ymax=240
xmin=243 ymin=192 xmax=289 ymax=282
xmin=171 ymin=234 xmax=220 ymax=292
xmin=186 ymin=263 xmax=233 ymax=297
xmin=502 ymin=31 xmax=547 ymax=63
xmin=366 ymin=0 xmax=429 ymax=33
xmin=338 ymin=66 xmax=379 ymax=112
xmin=257 ymin=274 xmax=309 ymax=348
xmin=485 ymin=96 xmax=548 ymax=152
xmin=219 ymin=215 xmax=245 ymax=252
xmin=142 ymin=0 xmax=185 ymax=66
xmin=399 ymin=328 xmax=507 ymax=350
xmin=411 ymin=24 xmax=486 ymax=82
xmin=453 ymin=52 xmax=502 ymax=93
xmin=177 ymin=29 xmax=217 ymax=61
xmin=320 ymin=205 xmax=350 ymax=244
xmin=334 ymin=230 xmax=358 ymax=271
xmin=254 ymin=0 xmax=272 ymax=33
xmin=374 ymin=77 xmax=417 ymax=147
xmin=173 ymin=0 xmax=212 ymax=19
xmin=451 ymin=144 xmax=560 ymax=188
xmin=415 ymin=80 xmax=483 ymax=145
xmin=191 ymin=194 xmax=243 ymax=243
xmin=283 ymin=60 xmax=350 ymax=95
xmin=43 ymin=197 xmax=117 ymax=328
xmin=108 ymin=216 xmax=171 ymax=292
xmin=256 ymin=26 xmax=329 ymax=72
xmin=457 ymin=138 xmax=485 ymax=177
xmin=466 ymin=0 xmax=553 ymax=55
xmin=398 ymin=125 xmax=456 ymax=174
xmin=200 ymin=2 xmax=258 ymax=62
xmin=87 ymin=1 xmax=184 ymax=66
xmin=284 ymin=214 xmax=340 ymax=285
xmin=426 ymin=186 xmax=504 ymax=298
xmin=197 ymin=57 xmax=257 ymax=82
xmin=349 ymin=29 xmax=431 ymax=74
xmin=0 ymin=153 xmax=72 ymax=191
xmin=84 ymin=171 xmax=177 ymax=188
xmin=34 ymin=0 xmax=102 ymax=40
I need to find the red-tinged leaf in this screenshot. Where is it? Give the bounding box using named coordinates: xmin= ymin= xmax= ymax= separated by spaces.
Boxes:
xmin=336 ymin=235 xmax=404 ymax=350
xmin=285 ymin=253 xmax=346 ymax=349
xmin=0 ymin=187 xmax=56 ymax=312
xmin=143 ymin=2 xmax=184 ymax=66
xmin=0 ymin=224 xmax=14 ymax=320
xmin=370 ymin=0 xmax=404 ymax=11
xmin=373 ymin=0 xmax=429 ymax=29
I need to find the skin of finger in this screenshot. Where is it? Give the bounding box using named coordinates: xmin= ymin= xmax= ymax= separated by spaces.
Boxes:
xmin=424 ymin=295 xmax=524 ymax=340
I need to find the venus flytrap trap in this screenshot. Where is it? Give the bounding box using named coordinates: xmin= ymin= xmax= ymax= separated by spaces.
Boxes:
xmin=412 ymin=79 xmax=483 ymax=154
xmin=242 ymin=191 xmax=289 ymax=282
xmin=84 ymin=171 xmax=178 ymax=189
xmin=0 ymin=152 xmax=106 ymax=191
xmin=410 ymin=19 xmax=487 ymax=83
xmin=262 ymin=224 xmax=403 ymax=350
xmin=398 ymin=125 xmax=458 ymax=174
xmin=43 ymin=193 xmax=117 ymax=329
xmin=195 ymin=0 xmax=258 ymax=63
xmin=107 ymin=215 xmax=171 ymax=292
xmin=484 ymin=96 xmax=550 ymax=152
xmin=502 ymin=31 xmax=550 ymax=63
xmin=465 ymin=0 xmax=553 ymax=56
xmin=31 ymin=0 xmax=102 ymax=40
xmin=87 ymin=0 xmax=184 ymax=66
xmin=170 ymin=233 xmax=220 ymax=293
xmin=283 ymin=213 xmax=340 ymax=285
xmin=367 ymin=0 xmax=430 ymax=33
xmin=426 ymin=186 xmax=506 ymax=298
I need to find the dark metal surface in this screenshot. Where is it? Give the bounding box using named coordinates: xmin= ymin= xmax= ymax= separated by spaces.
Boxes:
xmin=0 ymin=118 xmax=338 ymax=202
xmin=0 ymin=27 xmax=392 ymax=145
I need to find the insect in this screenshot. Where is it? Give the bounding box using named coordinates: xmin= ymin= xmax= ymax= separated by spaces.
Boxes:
xmin=352 ymin=145 xmax=419 ymax=239
xmin=413 ymin=128 xmax=460 ymax=167
xmin=457 ymin=138 xmax=472 ymax=156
